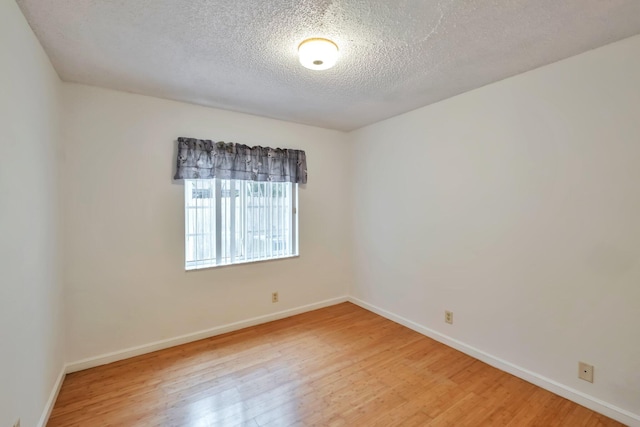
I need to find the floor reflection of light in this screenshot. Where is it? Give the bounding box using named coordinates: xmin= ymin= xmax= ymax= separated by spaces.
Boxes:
xmin=181 ymin=362 xmax=304 ymax=425
xmin=184 ymin=390 xmax=250 ymax=426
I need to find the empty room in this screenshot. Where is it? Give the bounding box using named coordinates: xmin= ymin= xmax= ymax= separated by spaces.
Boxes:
xmin=2 ymin=0 xmax=640 ymax=426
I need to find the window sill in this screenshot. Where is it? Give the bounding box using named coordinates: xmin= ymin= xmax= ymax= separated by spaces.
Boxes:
xmin=185 ymin=254 xmax=299 ymax=271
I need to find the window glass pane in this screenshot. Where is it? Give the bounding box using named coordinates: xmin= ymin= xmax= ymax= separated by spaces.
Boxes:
xmin=186 ymin=235 xmax=196 ymax=263
xmin=184 ymin=179 xmax=297 ymax=269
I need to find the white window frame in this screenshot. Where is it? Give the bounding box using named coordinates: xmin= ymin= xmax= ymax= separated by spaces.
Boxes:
xmin=184 ymin=179 xmax=298 ymax=270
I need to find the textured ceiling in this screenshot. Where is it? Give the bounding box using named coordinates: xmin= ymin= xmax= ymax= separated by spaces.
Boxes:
xmin=16 ymin=0 xmax=640 ymax=131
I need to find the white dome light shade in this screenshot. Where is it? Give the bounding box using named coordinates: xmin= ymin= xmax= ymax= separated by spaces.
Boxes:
xmin=298 ymin=38 xmax=339 ymax=71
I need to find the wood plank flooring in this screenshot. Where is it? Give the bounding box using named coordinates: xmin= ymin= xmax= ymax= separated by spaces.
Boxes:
xmin=48 ymin=302 xmax=624 ymax=426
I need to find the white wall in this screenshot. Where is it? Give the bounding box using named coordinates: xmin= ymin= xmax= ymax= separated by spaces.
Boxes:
xmin=350 ymin=35 xmax=640 ymax=419
xmin=0 ymin=1 xmax=65 ymax=426
xmin=61 ymin=84 xmax=352 ymax=362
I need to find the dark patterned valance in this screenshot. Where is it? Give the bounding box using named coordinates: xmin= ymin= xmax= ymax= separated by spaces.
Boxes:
xmin=174 ymin=137 xmax=307 ymax=184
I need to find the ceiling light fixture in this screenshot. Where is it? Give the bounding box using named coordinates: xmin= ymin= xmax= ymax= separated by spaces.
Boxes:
xmin=298 ymin=38 xmax=339 ymax=71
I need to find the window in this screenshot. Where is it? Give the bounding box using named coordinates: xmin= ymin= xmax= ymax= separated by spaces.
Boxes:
xmin=184 ymin=179 xmax=298 ymax=270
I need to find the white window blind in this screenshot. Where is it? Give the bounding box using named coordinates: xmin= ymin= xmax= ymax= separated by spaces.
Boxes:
xmin=184 ymin=179 xmax=298 ymax=270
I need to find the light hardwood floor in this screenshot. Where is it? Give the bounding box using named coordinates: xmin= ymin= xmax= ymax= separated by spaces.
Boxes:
xmin=48 ymin=302 xmax=623 ymax=426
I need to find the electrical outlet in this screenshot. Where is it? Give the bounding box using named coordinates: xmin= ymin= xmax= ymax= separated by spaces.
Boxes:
xmin=272 ymin=292 xmax=279 ymax=303
xmin=445 ymin=310 xmax=453 ymax=324
xmin=13 ymin=418 xmax=20 ymax=427
xmin=578 ymin=362 xmax=594 ymax=383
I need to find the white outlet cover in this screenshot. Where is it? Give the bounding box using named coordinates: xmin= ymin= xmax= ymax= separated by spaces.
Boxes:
xmin=578 ymin=362 xmax=594 ymax=383
xmin=445 ymin=311 xmax=453 ymax=324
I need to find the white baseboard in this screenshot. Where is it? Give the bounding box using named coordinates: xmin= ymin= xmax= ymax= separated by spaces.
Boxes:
xmin=348 ymin=296 xmax=640 ymax=427
xmin=66 ymin=296 xmax=348 ymax=373
xmin=37 ymin=364 xmax=66 ymax=427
